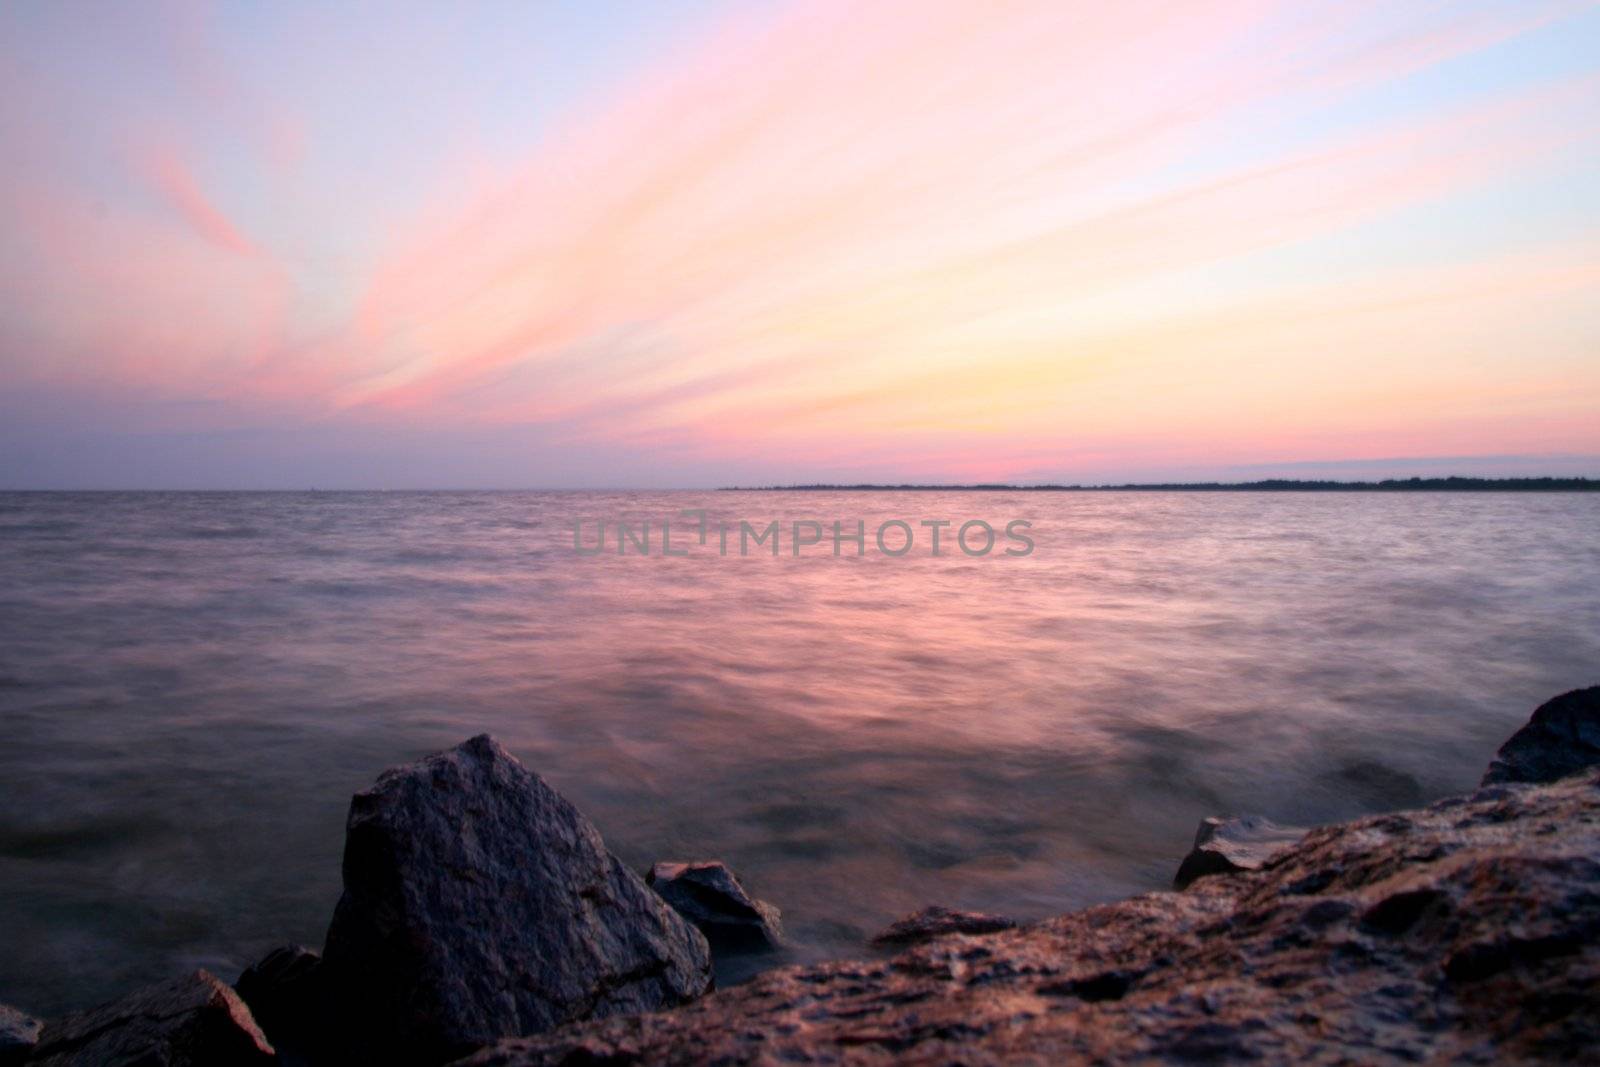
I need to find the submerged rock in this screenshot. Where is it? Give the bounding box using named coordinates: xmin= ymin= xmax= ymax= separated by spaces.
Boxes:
xmin=454 ymin=767 xmax=1600 ymax=1065
xmin=1482 ymin=685 xmax=1600 ymax=785
xmin=647 ymin=861 xmax=784 ymax=952
xmin=235 ymin=944 xmax=326 ymax=1064
xmin=870 ymin=905 xmax=1018 ymax=946
xmin=29 ymin=970 xmax=274 ymax=1067
xmin=1321 ymin=759 xmax=1425 ymax=809
xmin=321 ymin=734 xmax=712 ymax=1065
xmin=0 ymin=1003 xmax=41 ymax=1066
xmin=1173 ymin=813 xmax=1307 ymax=889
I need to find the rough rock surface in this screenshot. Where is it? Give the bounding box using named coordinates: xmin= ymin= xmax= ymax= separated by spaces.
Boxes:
xmin=1173 ymin=813 xmax=1308 ymax=889
xmin=320 ymin=734 xmax=712 ymax=1065
xmin=455 ymin=769 xmax=1600 ymax=1065
xmin=0 ymin=1003 xmax=41 ymax=1066
xmin=870 ymin=905 xmax=1018 ymax=946
xmin=647 ymin=861 xmax=784 ymax=952
xmin=29 ymin=970 xmax=274 ymax=1067
xmin=234 ymin=944 xmax=325 ymax=1064
xmin=1483 ymin=685 xmax=1600 ymax=785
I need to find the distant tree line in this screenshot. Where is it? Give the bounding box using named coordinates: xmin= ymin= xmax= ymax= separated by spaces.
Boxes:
xmin=725 ymin=476 xmax=1599 ymax=492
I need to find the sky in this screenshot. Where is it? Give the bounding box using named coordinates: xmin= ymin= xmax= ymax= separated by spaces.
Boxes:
xmin=1 ymin=0 xmax=1597 ymax=488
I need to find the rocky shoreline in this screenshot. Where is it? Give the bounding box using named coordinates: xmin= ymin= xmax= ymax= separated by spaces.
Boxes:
xmin=3 ymin=687 xmax=1596 ymax=1065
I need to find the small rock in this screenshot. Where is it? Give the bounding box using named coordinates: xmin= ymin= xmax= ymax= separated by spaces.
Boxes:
xmin=235 ymin=944 xmax=325 ymax=1064
xmin=0 ymin=1003 xmax=41 ymax=1066
xmin=1482 ymin=686 xmax=1600 ymax=785
xmin=870 ymin=905 xmax=1017 ymax=946
xmin=320 ymin=734 xmax=711 ymax=1065
xmin=1174 ymin=814 xmax=1306 ymax=889
xmin=647 ymin=861 xmax=784 ymax=952
xmin=29 ymin=970 xmax=274 ymax=1067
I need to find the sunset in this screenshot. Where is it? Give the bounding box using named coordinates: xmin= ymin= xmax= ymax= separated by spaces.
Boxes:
xmin=1 ymin=4 xmax=1598 ymax=1065
xmin=3 ymin=1 xmax=1597 ymax=487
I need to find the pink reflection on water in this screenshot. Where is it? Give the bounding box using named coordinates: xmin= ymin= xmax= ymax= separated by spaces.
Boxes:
xmin=1 ymin=490 xmax=1597 ymax=1008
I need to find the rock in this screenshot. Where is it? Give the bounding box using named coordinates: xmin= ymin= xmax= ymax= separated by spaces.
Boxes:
xmin=870 ymin=905 xmax=1018 ymax=946
xmin=29 ymin=970 xmax=274 ymax=1067
xmin=321 ymin=734 xmax=712 ymax=1065
xmin=452 ymin=767 xmax=1600 ymax=1066
xmin=647 ymin=861 xmax=784 ymax=952
xmin=1173 ymin=813 xmax=1307 ymax=889
xmin=1482 ymin=685 xmax=1600 ymax=785
xmin=1321 ymin=759 xmax=1425 ymax=809
xmin=0 ymin=1003 xmax=41 ymax=1066
xmin=235 ymin=944 xmax=326 ymax=1064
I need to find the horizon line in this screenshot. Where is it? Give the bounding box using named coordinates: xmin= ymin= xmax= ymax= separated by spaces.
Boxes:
xmin=4 ymin=476 xmax=1599 ymax=494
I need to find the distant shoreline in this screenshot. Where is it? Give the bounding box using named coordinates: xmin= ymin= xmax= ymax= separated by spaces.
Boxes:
xmin=2 ymin=477 xmax=1597 ymax=493
xmin=720 ymin=477 xmax=1600 ymax=492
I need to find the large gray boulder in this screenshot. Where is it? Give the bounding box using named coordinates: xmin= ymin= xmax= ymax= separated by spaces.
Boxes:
xmin=29 ymin=970 xmax=274 ymax=1067
xmin=1173 ymin=813 xmax=1307 ymax=889
xmin=0 ymin=1003 xmax=41 ymax=1066
xmin=321 ymin=734 xmax=712 ymax=1065
xmin=1482 ymin=685 xmax=1600 ymax=785
xmin=647 ymin=861 xmax=784 ymax=952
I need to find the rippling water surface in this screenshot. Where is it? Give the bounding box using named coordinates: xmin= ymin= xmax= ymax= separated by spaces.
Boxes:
xmin=1 ymin=490 xmax=1597 ymax=1012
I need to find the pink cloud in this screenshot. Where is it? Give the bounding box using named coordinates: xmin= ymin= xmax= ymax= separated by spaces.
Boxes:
xmin=141 ymin=146 xmax=260 ymax=256
xmin=325 ymin=1 xmax=1592 ymax=450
